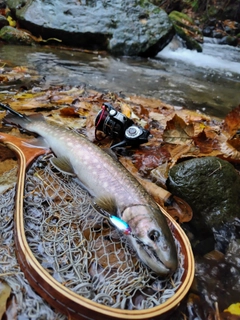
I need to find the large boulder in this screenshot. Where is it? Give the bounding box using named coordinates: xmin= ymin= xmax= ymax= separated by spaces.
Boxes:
xmin=6 ymin=0 xmax=174 ymax=56
xmin=166 ymin=157 xmax=240 ymax=232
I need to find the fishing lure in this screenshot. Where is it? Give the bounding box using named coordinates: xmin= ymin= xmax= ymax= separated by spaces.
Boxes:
xmin=92 ymin=201 xmax=132 ymax=235
xmin=108 ymin=215 xmax=132 ymax=235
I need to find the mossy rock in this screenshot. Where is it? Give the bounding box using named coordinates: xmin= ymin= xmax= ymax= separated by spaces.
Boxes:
xmin=174 ymin=24 xmax=202 ymax=52
xmin=166 ymin=157 xmax=240 ymax=232
xmin=0 ymin=26 xmax=35 ymax=45
xmin=169 ymin=10 xmax=194 ymax=25
xmin=169 ymin=10 xmax=203 ymax=52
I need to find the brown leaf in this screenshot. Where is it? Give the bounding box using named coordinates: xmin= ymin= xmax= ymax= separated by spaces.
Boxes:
xmin=60 ymin=106 xmax=81 ymax=117
xmin=0 ymin=280 xmax=11 ymax=319
xmin=150 ymin=162 xmax=170 ymax=187
xmin=222 ymin=105 xmax=240 ymax=138
xmin=168 ymin=143 xmax=193 ymax=165
xmin=166 ymin=196 xmax=193 ymax=223
xmin=163 ymin=114 xmax=194 ymax=145
xmin=4 ymin=295 xmax=18 ymax=320
xmin=133 ymin=145 xmax=171 ymax=173
xmin=193 ymin=130 xmax=219 ymax=154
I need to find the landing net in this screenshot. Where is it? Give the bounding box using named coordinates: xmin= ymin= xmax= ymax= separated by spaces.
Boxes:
xmin=24 ymin=154 xmax=184 ymax=310
xmin=0 ymin=154 xmax=184 ymax=318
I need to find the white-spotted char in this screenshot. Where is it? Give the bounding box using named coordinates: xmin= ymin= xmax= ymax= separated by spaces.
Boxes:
xmin=3 ymin=107 xmax=178 ymax=276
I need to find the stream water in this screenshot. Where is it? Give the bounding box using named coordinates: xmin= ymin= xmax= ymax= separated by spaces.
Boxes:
xmin=0 ymin=37 xmax=240 ymax=118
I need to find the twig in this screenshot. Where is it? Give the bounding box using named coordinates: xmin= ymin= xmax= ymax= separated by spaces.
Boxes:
xmin=215 ymin=301 xmax=221 ymax=320
xmin=208 ymin=160 xmax=222 ymax=176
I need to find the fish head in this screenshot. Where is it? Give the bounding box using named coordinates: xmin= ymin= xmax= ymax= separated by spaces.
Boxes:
xmin=122 ymin=205 xmax=178 ymax=276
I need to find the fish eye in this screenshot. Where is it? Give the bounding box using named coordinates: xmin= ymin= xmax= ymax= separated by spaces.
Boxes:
xmin=148 ymin=230 xmax=160 ymax=242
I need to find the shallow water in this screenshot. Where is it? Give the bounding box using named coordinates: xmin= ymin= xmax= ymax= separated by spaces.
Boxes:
xmin=0 ymin=39 xmax=240 ymax=118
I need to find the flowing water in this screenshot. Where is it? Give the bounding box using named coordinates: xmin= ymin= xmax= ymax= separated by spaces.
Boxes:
xmin=0 ymin=37 xmax=240 ymax=118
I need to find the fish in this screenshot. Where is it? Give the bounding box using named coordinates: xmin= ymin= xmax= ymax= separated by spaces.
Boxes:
xmin=1 ymin=103 xmax=178 ymax=276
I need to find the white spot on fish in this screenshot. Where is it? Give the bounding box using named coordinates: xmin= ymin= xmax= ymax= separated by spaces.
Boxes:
xmin=103 ymin=182 xmax=108 ymax=188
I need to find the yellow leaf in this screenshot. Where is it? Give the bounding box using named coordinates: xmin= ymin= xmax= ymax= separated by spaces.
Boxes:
xmin=7 ymin=16 xmax=16 ymax=27
xmin=0 ymin=280 xmax=11 ymax=318
xmin=224 ymin=302 xmax=240 ymax=315
xmin=120 ymin=103 xmax=131 ymax=118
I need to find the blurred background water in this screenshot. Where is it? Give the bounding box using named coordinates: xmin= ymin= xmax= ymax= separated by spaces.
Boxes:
xmin=0 ymin=38 xmax=240 ymax=118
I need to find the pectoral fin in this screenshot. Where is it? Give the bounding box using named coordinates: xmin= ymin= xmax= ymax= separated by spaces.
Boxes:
xmin=94 ymin=195 xmax=118 ymax=216
xmin=50 ymin=156 xmax=76 ymax=176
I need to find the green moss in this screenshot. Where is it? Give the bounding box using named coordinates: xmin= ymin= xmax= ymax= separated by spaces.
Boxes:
xmin=137 ymin=0 xmax=149 ymax=7
xmin=152 ymin=7 xmax=161 ymax=14
xmin=0 ymin=26 xmax=35 ymax=45
xmin=169 ymin=10 xmax=194 ymax=24
xmin=173 ymin=24 xmax=202 ymax=51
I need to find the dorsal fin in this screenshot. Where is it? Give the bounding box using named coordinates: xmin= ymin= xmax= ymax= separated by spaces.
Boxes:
xmin=102 ymin=148 xmax=118 ymax=161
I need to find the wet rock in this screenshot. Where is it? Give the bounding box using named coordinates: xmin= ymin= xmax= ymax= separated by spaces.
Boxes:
xmin=0 ymin=25 xmax=35 ymax=45
xmin=166 ymin=157 xmax=240 ymax=233
xmin=212 ymin=218 xmax=240 ymax=253
xmin=194 ymin=249 xmax=240 ymax=315
xmin=0 ymin=0 xmax=6 ymax=9
xmin=0 ymin=14 xmax=8 ymax=29
xmin=202 ymin=26 xmax=214 ymax=37
xmin=6 ymin=0 xmax=174 ymax=56
xmin=169 ymin=10 xmax=203 ymax=52
xmin=212 ymin=30 xmax=224 ymax=39
xmin=227 ymin=235 xmax=240 ymax=257
xmin=218 ymin=35 xmax=238 ymax=46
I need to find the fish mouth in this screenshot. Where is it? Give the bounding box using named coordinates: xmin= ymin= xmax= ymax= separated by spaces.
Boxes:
xmin=135 ymin=239 xmax=171 ymax=275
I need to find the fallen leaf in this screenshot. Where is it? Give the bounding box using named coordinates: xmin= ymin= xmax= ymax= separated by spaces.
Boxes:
xmin=193 ymin=130 xmax=219 ymax=154
xmin=163 ymin=114 xmax=194 ymax=145
xmin=0 ymin=280 xmax=11 ymax=318
xmin=166 ymin=196 xmax=193 ymax=223
xmin=222 ymin=105 xmax=240 ymax=139
xmin=6 ymin=16 xmax=16 ymax=27
xmin=224 ymin=303 xmax=240 ymax=316
xmin=4 ymin=295 xmax=18 ymax=320
xmin=120 ymin=102 xmax=131 ymax=118
xmin=60 ymin=106 xmax=81 ymax=117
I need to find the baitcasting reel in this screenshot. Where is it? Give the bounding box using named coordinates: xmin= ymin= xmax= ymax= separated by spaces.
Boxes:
xmin=95 ymin=103 xmax=150 ymax=149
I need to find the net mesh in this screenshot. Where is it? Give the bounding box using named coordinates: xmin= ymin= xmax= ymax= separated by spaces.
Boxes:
xmin=0 ymin=153 xmax=185 ymax=318
xmin=0 ymin=186 xmax=66 ymax=320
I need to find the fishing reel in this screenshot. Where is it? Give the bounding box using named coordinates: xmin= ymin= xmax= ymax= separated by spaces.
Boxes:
xmin=95 ymin=103 xmax=150 ymax=149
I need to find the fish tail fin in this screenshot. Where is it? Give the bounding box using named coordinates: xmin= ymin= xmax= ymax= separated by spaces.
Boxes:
xmin=0 ymin=103 xmax=44 ymax=129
